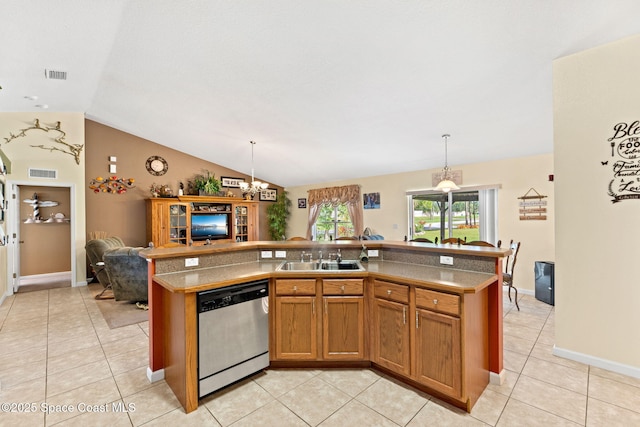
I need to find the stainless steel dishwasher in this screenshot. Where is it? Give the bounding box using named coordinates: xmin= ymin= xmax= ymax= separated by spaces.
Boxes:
xmin=197 ymin=279 xmax=269 ymax=398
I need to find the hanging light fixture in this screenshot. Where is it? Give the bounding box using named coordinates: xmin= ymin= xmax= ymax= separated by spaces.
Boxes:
xmin=239 ymin=140 xmax=269 ymax=199
xmin=435 ymin=133 xmax=460 ymax=193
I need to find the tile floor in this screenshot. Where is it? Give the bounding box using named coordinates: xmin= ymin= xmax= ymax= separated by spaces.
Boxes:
xmin=0 ymin=286 xmax=639 ymax=426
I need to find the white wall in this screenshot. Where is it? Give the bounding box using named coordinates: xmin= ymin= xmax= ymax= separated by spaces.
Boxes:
xmin=553 ymin=34 xmax=640 ymax=374
xmin=286 ymin=153 xmax=554 ymax=292
xmin=0 ymin=113 xmax=86 ymax=297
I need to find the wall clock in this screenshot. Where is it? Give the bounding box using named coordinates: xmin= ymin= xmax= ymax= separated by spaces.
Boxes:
xmin=146 ymin=155 xmax=168 ymax=176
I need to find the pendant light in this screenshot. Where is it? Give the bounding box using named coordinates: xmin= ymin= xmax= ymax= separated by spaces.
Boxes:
xmin=239 ymin=141 xmax=269 ymax=199
xmin=435 ymin=134 xmax=460 ymax=193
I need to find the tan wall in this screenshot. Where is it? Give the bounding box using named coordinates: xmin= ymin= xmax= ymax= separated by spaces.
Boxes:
xmin=286 ymin=153 xmax=555 ymax=292
xmin=553 ymin=34 xmax=640 ymax=371
xmin=84 ymin=120 xmax=282 ymax=247
xmin=0 ymin=112 xmax=86 ymax=291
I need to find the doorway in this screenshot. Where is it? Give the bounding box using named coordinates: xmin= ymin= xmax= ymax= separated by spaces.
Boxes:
xmin=9 ymin=183 xmax=73 ymax=293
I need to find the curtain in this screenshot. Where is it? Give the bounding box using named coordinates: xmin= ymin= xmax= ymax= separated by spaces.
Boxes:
xmin=306 ymin=184 xmax=363 ymax=240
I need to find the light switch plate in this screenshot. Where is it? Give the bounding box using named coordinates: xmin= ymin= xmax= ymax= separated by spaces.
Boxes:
xmin=275 ymin=250 xmax=287 ymax=258
xmin=185 ymin=257 xmax=199 ymax=267
xmin=440 ymin=256 xmax=453 ymax=265
xmin=368 ymin=249 xmax=379 ymax=257
xmin=109 ymin=164 xmax=117 ymax=173
xmin=261 ymin=250 xmax=273 ymax=258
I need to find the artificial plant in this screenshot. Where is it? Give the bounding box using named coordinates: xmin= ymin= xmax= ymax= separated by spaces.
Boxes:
xmin=266 ymin=190 xmax=292 ymax=240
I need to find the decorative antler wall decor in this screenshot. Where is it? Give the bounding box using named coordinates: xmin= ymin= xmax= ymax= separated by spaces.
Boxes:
xmin=1 ymin=118 xmax=84 ymax=165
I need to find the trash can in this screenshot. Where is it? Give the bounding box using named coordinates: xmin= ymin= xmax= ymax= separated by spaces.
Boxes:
xmin=534 ymin=261 xmax=554 ymax=306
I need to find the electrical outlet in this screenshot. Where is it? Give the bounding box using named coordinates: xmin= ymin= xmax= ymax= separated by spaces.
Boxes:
xmin=368 ymin=249 xmax=379 ymax=257
xmin=261 ymin=250 xmax=273 ymax=258
xmin=275 ymin=250 xmax=287 ymax=258
xmin=185 ymin=257 xmax=199 ymax=267
xmin=440 ymin=256 xmax=453 ymax=265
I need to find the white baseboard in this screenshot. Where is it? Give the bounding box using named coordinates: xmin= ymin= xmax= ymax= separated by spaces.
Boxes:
xmin=147 ymin=367 xmax=165 ymax=383
xmin=553 ymin=345 xmax=640 ymax=379
xmin=20 ymin=271 xmax=71 ymax=285
xmin=490 ymin=369 xmax=506 ymax=385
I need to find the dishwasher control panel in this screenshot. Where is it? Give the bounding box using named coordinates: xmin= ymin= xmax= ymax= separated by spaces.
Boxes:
xmin=197 ymin=280 xmax=268 ymax=313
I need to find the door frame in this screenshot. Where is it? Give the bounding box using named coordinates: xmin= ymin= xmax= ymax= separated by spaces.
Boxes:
xmin=5 ymin=180 xmax=77 ymax=294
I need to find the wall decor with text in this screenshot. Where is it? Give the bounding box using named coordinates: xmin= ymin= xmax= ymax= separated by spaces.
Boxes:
xmin=518 ymin=188 xmax=547 ymax=220
xmin=605 ymin=121 xmax=640 ymax=203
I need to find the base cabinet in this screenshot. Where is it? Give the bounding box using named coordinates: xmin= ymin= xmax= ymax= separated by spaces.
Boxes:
xmin=322 ymin=278 xmax=365 ymax=360
xmin=371 ymin=280 xmax=410 ymax=376
xmin=274 ymin=279 xmax=317 ymax=360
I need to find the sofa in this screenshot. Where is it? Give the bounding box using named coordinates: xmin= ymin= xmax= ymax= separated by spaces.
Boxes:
xmin=85 ymin=237 xmax=148 ymax=302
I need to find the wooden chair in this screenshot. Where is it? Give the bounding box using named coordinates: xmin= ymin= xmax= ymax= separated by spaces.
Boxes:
xmin=287 ymin=236 xmax=308 ymax=241
xmin=335 ymin=236 xmax=358 ymax=240
xmin=464 ymin=240 xmax=495 ymax=247
xmin=503 ymin=240 xmax=521 ymax=310
xmin=410 ymin=237 xmax=436 ymax=243
xmin=441 ymin=237 xmax=465 ymax=245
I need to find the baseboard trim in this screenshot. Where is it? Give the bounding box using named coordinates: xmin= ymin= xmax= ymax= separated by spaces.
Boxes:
xmin=490 ymin=369 xmax=506 ymax=385
xmin=553 ymin=345 xmax=640 ymax=379
xmin=147 ymin=367 xmax=165 ymax=383
xmin=20 ymin=271 xmax=71 ymax=285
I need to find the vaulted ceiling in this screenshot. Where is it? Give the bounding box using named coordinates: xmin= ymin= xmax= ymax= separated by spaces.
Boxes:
xmin=2 ymin=1 xmax=640 ymax=187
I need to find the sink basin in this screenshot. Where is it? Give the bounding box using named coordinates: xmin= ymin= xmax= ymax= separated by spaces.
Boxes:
xmin=276 ymin=260 xmax=365 ymax=272
xmin=277 ymin=261 xmax=321 ymax=271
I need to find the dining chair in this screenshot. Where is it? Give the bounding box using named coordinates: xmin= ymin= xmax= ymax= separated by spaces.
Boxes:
xmin=503 ymin=240 xmax=521 ymax=310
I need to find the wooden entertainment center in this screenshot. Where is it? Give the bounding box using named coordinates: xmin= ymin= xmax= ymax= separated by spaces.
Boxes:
xmin=145 ymin=196 xmax=259 ymax=247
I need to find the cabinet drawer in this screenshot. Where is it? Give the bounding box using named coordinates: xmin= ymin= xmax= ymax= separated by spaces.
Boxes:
xmin=275 ymin=279 xmax=316 ymax=295
xmin=323 ymin=279 xmax=364 ymax=295
xmin=373 ymin=280 xmax=409 ymax=304
xmin=415 ymin=288 xmax=459 ymax=316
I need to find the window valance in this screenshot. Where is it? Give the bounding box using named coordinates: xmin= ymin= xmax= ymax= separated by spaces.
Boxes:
xmin=308 ymin=184 xmax=361 ymax=206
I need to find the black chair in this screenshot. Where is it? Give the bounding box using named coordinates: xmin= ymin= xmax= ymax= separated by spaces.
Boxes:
xmin=503 ymin=240 xmax=521 ymax=310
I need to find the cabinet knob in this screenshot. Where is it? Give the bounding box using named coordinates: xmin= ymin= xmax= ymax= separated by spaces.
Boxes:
xmin=293 ymin=286 xmax=297 ymax=291
xmin=433 ymin=299 xmax=438 ymax=305
xmin=387 ymin=290 xmax=392 ymax=295
xmin=341 ymin=285 xmax=345 ymax=292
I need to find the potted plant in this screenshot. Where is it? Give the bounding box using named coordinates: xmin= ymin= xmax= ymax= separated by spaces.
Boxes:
xmin=266 ymin=190 xmax=292 ymax=240
xmin=191 ymin=171 xmax=221 ymax=196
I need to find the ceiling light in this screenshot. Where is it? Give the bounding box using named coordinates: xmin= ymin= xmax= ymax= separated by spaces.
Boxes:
xmin=435 ymin=134 xmax=460 ymax=193
xmin=239 ymin=141 xmax=268 ymax=200
xmin=24 ymin=95 xmax=38 ymax=101
xmin=35 ymin=104 xmax=49 ymax=109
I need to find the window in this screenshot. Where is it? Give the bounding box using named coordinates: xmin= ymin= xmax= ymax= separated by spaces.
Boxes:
xmin=407 ymin=187 xmax=498 ymax=244
xmin=313 ymin=203 xmax=354 ymax=241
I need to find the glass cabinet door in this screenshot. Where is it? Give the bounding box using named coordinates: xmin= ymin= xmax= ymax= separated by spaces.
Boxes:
xmin=234 ymin=205 xmax=249 ymax=241
xmin=169 ymin=203 xmax=188 ymax=245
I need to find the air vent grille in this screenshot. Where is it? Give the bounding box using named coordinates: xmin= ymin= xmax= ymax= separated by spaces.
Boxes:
xmin=28 ymin=168 xmax=57 ymax=179
xmin=45 ymin=69 xmax=67 ymax=80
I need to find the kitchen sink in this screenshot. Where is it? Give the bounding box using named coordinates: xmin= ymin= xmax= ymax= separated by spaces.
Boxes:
xmin=276 ymin=260 xmax=365 ymax=272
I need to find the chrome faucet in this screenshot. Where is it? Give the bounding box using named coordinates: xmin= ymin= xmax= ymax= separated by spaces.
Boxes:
xmin=301 ymin=251 xmax=312 ymax=262
xmin=336 ymin=248 xmax=342 ymax=263
xmin=318 ymin=250 xmax=323 ymax=262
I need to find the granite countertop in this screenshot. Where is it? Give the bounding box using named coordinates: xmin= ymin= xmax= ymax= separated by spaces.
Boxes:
xmin=152 ymin=260 xmax=497 ymax=294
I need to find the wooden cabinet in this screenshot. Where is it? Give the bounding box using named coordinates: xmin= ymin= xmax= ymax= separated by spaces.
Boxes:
xmin=322 ymin=279 xmax=365 ymax=360
xmin=371 ymin=280 xmax=410 ymax=376
xmin=273 ymin=278 xmax=365 ymax=361
xmin=146 ymin=196 xmax=258 ymax=247
xmin=274 ymin=279 xmax=317 ymax=360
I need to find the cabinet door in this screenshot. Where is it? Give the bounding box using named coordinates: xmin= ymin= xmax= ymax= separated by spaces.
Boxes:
xmin=274 ymin=296 xmax=317 ymax=360
xmin=372 ymin=298 xmax=410 ymax=376
xmin=322 ymin=296 xmax=364 ymax=360
xmin=414 ymin=308 xmax=461 ymax=397
xmin=167 ymin=203 xmax=189 ymax=246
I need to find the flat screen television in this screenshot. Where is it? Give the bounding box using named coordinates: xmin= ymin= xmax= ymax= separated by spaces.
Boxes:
xmin=191 ymin=212 xmax=231 ymax=241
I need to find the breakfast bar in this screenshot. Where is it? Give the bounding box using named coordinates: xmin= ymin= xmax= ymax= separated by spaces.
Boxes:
xmin=141 ymin=240 xmax=509 ymax=414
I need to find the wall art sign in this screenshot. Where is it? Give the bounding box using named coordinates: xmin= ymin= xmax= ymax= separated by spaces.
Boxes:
xmin=605 ymin=121 xmax=640 ymax=203
xmin=518 ymin=188 xmax=547 ymax=220
xmin=221 ymin=176 xmax=245 ymax=188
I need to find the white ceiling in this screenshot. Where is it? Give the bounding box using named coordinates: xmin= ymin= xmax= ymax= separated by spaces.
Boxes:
xmin=2 ymin=1 xmax=640 ymax=187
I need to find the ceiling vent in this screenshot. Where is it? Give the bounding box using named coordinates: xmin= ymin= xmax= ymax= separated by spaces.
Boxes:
xmin=44 ymin=69 xmax=67 ymax=80
xmin=28 ymin=168 xmax=58 ymax=179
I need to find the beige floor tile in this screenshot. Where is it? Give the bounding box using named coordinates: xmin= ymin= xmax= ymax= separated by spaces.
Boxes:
xmin=47 ymin=402 xmax=133 ymax=427
xmin=586 ymin=397 xmax=640 ymax=427
xmin=46 ymin=359 xmax=113 ymax=398
xmin=253 ymin=368 xmax=318 ymax=397
xmin=588 ymin=373 xmax=640 ymax=413
xmin=407 ymin=398 xmax=487 ymax=426
xmin=279 ymin=376 xmax=351 ymax=426
xmin=203 ymin=378 xmax=274 ymax=426
xmin=319 ymin=399 xmax=398 ymax=427
xmin=356 ymin=376 xmax=428 ymax=426
xmin=0 ymin=406 xmax=46 ymax=427
xmin=521 ymin=356 xmax=588 ymax=394
xmin=113 ymin=365 xmax=156 ymax=398
xmin=486 ymin=369 xmax=519 ymax=397
xmin=47 ymin=334 xmax=102 ymax=359
xmin=101 ymin=334 xmax=147 ymax=359
xmin=503 ymin=334 xmax=536 ymax=356
xmin=106 ymin=346 xmax=148 ymax=376
xmin=530 ymin=341 xmax=589 ymax=372
xmin=503 ymin=321 xmax=539 ymax=341
xmin=228 ymin=400 xmax=308 ymax=427
xmin=122 ymin=381 xmax=182 ymax=426
xmin=316 ymin=368 xmax=381 ymax=397
xmin=44 ymin=377 xmax=122 ymax=426
xmin=47 ymin=324 xmax=97 ymax=344
xmin=503 ymin=348 xmax=528 ymax=373
xmin=589 ymin=366 xmax=640 ymax=388
xmin=47 ymin=344 xmax=107 ymax=375
xmin=0 ymin=358 xmax=46 ymax=389
xmin=0 ymin=375 xmax=46 ymax=403
xmin=511 ymin=375 xmax=586 ymax=424
xmin=469 ymin=388 xmax=508 ymax=425
xmin=497 ymin=398 xmax=581 ymax=426
xmin=143 ymin=405 xmax=221 ymax=426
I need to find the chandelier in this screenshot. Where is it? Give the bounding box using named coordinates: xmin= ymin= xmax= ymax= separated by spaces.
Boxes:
xmin=435 ymin=134 xmax=460 ymax=193
xmin=240 ymin=140 xmax=269 ymax=199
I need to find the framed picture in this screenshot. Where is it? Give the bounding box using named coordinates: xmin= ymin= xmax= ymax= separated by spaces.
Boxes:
xmin=221 ymin=176 xmax=245 ymax=188
xmin=363 ymin=192 xmax=381 ymax=209
xmin=298 ymin=198 xmax=307 ymax=209
xmin=259 ymin=188 xmax=277 ymax=202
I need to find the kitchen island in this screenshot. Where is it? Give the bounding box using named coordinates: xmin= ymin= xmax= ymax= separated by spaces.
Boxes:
xmin=141 ymin=240 xmax=509 ymax=413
